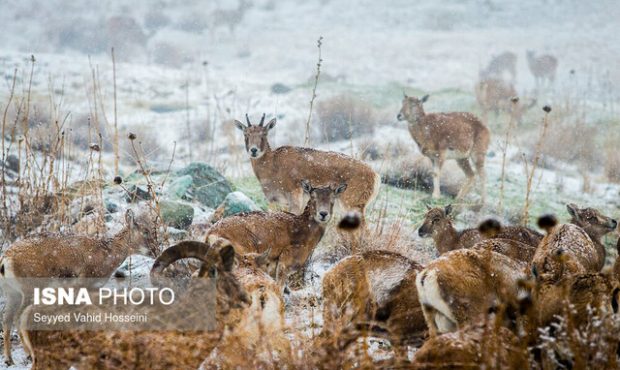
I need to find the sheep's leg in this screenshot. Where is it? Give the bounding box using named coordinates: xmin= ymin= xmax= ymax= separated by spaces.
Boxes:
xmin=2 ymin=290 xmax=21 ymax=366
xmin=421 ymin=304 xmax=439 ymax=337
xmin=18 ymin=294 xmax=33 ymax=360
xmin=455 ymin=158 xmax=475 ymax=200
xmin=473 ymin=153 xmax=487 ymax=205
xmin=431 ymin=155 xmax=444 ymax=199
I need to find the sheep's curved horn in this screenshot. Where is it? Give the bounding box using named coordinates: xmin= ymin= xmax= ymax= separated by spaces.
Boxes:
xmin=245 ymin=113 xmax=252 ymax=126
xmin=150 ymin=241 xmax=211 ymax=282
xmin=259 ymin=113 xmax=266 ymax=126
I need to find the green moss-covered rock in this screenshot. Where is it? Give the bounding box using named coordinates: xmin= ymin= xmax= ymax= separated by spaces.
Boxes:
xmin=211 ymin=191 xmax=260 ymax=222
xmin=159 ymin=200 xmax=194 ymax=229
xmin=166 ymin=174 xmax=194 ymax=200
xmin=176 ymin=162 xmax=232 ymax=208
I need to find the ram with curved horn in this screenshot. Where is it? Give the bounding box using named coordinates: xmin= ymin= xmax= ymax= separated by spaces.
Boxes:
xmin=0 ymin=210 xmax=158 ymax=365
xmin=21 ymin=238 xmax=289 ymax=369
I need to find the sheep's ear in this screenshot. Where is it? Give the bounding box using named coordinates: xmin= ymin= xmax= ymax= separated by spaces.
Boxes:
xmin=301 ymin=180 xmax=313 ymax=194
xmin=566 ymin=203 xmax=580 ymax=219
xmin=335 ymin=183 xmax=347 ymax=195
xmin=219 ymin=245 xmax=236 ymax=272
xmin=444 ymin=204 xmax=453 ymax=216
xmin=420 ymin=94 xmax=429 ymax=103
xmin=233 ymin=120 xmax=246 ymax=131
xmin=403 ymin=92 xmax=408 ymax=98
xmin=265 ymin=118 xmax=277 ymax=130
xmin=425 ymin=204 xmax=432 ymax=210
xmin=255 ymin=248 xmax=271 ymax=267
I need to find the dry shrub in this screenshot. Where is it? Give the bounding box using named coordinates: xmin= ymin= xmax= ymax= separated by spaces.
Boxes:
xmin=47 ymin=15 xmax=146 ymax=59
xmin=144 ymin=9 xmax=171 ymax=32
xmin=358 ymin=137 xmax=413 ymax=162
xmin=535 ymin=308 xmax=620 ymax=368
xmin=604 ymin=134 xmax=620 ymax=183
xmin=381 ymin=154 xmax=463 ymax=197
xmin=533 ymin=118 xmax=600 ymax=170
xmin=66 ymin=113 xmax=112 ymax=152
xmin=120 ymin=125 xmax=170 ymax=165
xmin=175 ymin=11 xmax=209 ymax=33
xmin=185 ymin=118 xmax=213 ymax=145
xmin=48 ymin=17 xmax=107 ymax=54
xmin=106 ymin=16 xmax=148 ymax=61
xmin=315 ymin=94 xmax=375 ymax=142
xmin=358 ymin=138 xmax=381 ymax=161
xmin=150 ymin=41 xmax=194 ymax=68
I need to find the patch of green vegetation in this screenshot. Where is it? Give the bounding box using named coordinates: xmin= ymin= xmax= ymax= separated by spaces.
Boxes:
xmin=366 ymin=184 xmax=453 ymax=226
xmin=302 ymin=82 xmax=477 ymax=113
xmin=230 ymin=176 xmax=268 ymax=210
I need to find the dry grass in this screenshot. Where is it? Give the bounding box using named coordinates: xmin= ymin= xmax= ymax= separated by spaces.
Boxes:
xmin=315 ymin=94 xmax=376 ymax=143
xmin=119 ymin=125 xmax=170 ymax=165
xmin=604 ymin=133 xmax=620 ymax=183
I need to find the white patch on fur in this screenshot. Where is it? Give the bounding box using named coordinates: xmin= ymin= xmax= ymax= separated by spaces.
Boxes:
xmin=368 ymin=259 xmax=410 ymax=306
xmin=435 ymin=312 xmax=457 ymax=332
xmin=416 ymin=268 xmax=457 ymax=333
xmin=207 ymin=234 xmax=220 ymax=245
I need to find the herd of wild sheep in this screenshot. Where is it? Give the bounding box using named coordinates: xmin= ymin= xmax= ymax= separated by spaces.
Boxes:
xmin=2 ymin=49 xmax=618 ymax=369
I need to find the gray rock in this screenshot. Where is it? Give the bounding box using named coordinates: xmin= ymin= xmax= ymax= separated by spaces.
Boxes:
xmin=125 ymin=185 xmax=152 ymax=202
xmin=105 ymin=200 xmax=119 ymax=214
xmin=271 ymin=83 xmax=292 ymax=94
xmin=176 ymin=162 xmax=232 ymax=208
xmin=5 ymin=154 xmax=19 ymax=173
xmin=113 ymin=255 xmax=155 ymax=286
xmin=159 ymin=200 xmax=194 ymax=230
xmin=166 ymin=174 xmax=193 ymax=200
xmin=211 ymin=191 xmax=260 ymax=222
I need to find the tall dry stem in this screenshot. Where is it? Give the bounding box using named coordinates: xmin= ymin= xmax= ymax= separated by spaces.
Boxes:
xmin=522 ymin=106 xmax=552 ymax=225
xmin=498 ymin=97 xmax=519 ymax=213
xmin=304 ymin=36 xmax=323 ymax=146
xmin=184 ymin=79 xmax=192 ymax=162
xmin=112 ymin=47 xmax=119 ymax=176
xmin=1 ymin=69 xmax=17 ymax=233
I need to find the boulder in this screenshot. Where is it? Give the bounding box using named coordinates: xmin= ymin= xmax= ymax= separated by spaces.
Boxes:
xmin=113 ymin=255 xmax=155 ymax=286
xmin=125 ymin=184 xmax=152 ymax=202
xmin=159 ymin=200 xmax=194 ymax=230
xmin=176 ymin=162 xmax=232 ymax=208
xmin=271 ymin=83 xmax=292 ymax=94
xmin=105 ymin=200 xmax=119 ymax=214
xmin=165 ymin=174 xmax=193 ymax=200
xmin=210 ymin=191 xmax=260 ymax=223
xmin=5 ymin=154 xmax=19 ymax=173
